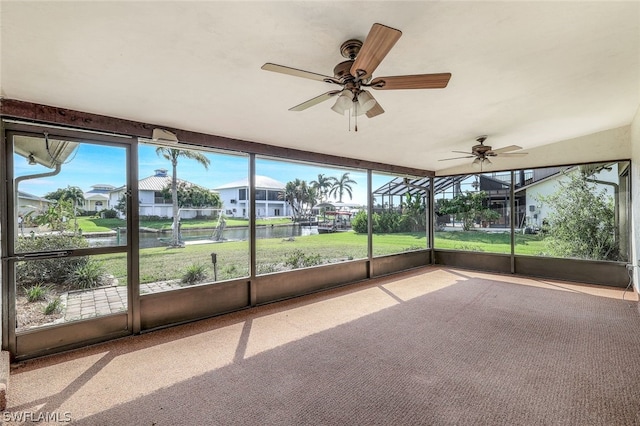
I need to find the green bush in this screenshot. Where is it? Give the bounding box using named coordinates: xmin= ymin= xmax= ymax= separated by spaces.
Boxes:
xmin=284 ymin=249 xmax=322 ymax=269
xmin=182 ymin=263 xmax=208 ymax=284
xmin=16 ymin=234 xmax=90 ymax=285
xmin=351 ymin=210 xmax=369 ymax=233
xmin=66 ymin=260 xmax=106 ymax=289
xmin=257 ymin=263 xmax=279 ymax=275
xmin=43 ymin=297 xmax=62 ymax=315
xmin=101 ymin=209 xmax=119 ymax=219
xmin=24 ymin=284 xmax=50 ymax=302
xmin=352 ymin=210 xmax=416 ymax=234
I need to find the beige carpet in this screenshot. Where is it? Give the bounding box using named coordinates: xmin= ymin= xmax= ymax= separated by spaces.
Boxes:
xmin=7 ymin=267 xmax=640 ymax=425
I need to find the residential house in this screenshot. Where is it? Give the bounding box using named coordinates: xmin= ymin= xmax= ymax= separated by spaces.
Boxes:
xmin=215 ymin=175 xmax=289 ymax=219
xmin=16 ymin=191 xmax=50 ymax=216
xmin=109 ymin=169 xmax=219 ymax=219
xmin=83 ymin=184 xmax=114 ymax=213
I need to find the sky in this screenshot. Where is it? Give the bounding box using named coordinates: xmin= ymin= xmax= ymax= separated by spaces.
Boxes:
xmin=14 ymin=141 xmax=401 ymax=206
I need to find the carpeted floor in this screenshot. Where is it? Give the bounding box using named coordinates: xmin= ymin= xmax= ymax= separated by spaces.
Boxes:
xmin=7 ymin=267 xmax=640 ymax=425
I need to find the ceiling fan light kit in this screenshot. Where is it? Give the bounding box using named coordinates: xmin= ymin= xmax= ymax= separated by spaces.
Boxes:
xmin=262 ymin=22 xmax=451 ymax=130
xmin=331 ymin=90 xmax=353 ymax=115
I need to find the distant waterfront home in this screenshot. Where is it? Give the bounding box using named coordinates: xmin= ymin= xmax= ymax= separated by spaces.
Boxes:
xmin=214 ymin=175 xmax=289 ymax=219
xmin=17 ymin=191 xmax=51 ymax=216
xmin=109 ymin=169 xmax=219 ymax=219
xmin=83 ymin=184 xmax=114 ymax=213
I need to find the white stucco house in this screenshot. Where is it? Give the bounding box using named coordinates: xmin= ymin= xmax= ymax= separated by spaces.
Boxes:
xmin=17 ymin=191 xmax=51 ymax=216
xmin=109 ymin=169 xmax=219 ymax=219
xmin=83 ymin=184 xmax=114 ymax=213
xmin=214 ymin=175 xmax=289 ymax=219
xmin=515 ymin=163 xmax=627 ymax=229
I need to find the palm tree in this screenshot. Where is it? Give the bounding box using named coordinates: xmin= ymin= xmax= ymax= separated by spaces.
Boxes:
xmin=280 ymin=179 xmax=305 ymax=220
xmin=62 ymin=186 xmax=85 ymax=233
xmin=156 ymin=147 xmax=211 ymax=246
xmin=310 ymin=173 xmax=333 ymax=203
xmin=328 ymin=172 xmax=357 ymax=203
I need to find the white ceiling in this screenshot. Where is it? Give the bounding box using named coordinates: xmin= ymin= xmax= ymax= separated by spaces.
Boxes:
xmin=1 ymin=1 xmax=639 ymax=175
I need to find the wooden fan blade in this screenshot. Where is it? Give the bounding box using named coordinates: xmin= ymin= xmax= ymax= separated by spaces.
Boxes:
xmin=439 ymin=155 xmax=475 ymax=161
xmin=366 ymin=101 xmax=385 ymax=118
xmin=289 ymin=90 xmax=342 ymax=111
xmin=451 ymin=150 xmax=473 ymax=155
xmin=262 ymin=63 xmax=334 ymax=82
xmin=370 ymin=73 xmax=451 ymax=90
xmin=490 ymin=145 xmax=523 ymax=154
xmin=350 ymin=23 xmax=402 ymax=81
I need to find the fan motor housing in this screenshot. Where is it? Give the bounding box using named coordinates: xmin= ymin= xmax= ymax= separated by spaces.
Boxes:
xmin=340 ymin=39 xmax=363 ymax=59
xmin=333 ymin=60 xmax=354 ymax=80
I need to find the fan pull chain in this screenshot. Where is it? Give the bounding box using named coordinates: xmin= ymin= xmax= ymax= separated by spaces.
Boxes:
xmin=354 ymin=100 xmax=358 ymax=132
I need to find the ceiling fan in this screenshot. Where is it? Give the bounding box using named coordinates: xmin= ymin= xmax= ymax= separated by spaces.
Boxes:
xmin=440 ymin=136 xmax=528 ymax=166
xmin=261 ymin=23 xmax=451 ymax=127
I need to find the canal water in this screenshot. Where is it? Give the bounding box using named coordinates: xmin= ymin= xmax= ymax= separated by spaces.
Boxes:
xmin=87 ymin=225 xmax=319 ymax=249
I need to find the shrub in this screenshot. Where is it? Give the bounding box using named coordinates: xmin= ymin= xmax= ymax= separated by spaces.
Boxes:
xmin=284 ymin=249 xmax=322 ymax=269
xmin=66 ymin=260 xmax=106 ymax=289
xmin=257 ymin=263 xmax=279 ymax=275
xmin=351 ymin=210 xmax=369 ymax=233
xmin=182 ymin=263 xmax=208 ymax=284
xmin=352 ymin=210 xmax=416 ymax=234
xmin=43 ymin=297 xmax=62 ymax=315
xmin=16 ymin=234 xmax=90 ymax=285
xmin=24 ymin=284 xmax=50 ymax=302
xmin=101 ymin=209 xmax=118 ymax=219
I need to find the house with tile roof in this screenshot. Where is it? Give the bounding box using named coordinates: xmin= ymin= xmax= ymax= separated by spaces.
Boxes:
xmin=214 ymin=175 xmax=289 ymax=219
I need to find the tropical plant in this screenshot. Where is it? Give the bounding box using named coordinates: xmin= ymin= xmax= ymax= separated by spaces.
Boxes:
xmin=437 ymin=191 xmax=499 ymax=231
xmin=351 ymin=210 xmax=369 ymax=233
xmin=44 ymin=185 xmax=85 ymax=232
xmin=401 ymin=193 xmax=427 ymax=232
xmin=24 ymin=284 xmax=50 ymax=302
xmin=66 ymin=259 xmax=106 ymax=289
xmin=160 ymin=181 xmax=221 ymax=209
xmin=537 ymin=169 xmax=618 ymax=261
xmin=328 ymin=172 xmax=356 ymax=203
xmin=33 ymin=198 xmax=75 ymax=233
xmin=43 ymin=297 xmax=62 ymax=315
xmin=181 ymin=263 xmax=208 ymax=284
xmin=156 ymin=147 xmax=211 ymax=247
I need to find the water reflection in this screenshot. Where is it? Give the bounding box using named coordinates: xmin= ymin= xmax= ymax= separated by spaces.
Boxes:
xmin=87 ymin=225 xmax=318 ymax=248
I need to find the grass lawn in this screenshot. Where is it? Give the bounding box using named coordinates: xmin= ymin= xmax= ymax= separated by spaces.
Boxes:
xmin=434 ymin=231 xmax=547 ymax=255
xmin=97 ymin=231 xmax=428 ymax=284
xmin=94 ymin=229 xmax=548 ymax=285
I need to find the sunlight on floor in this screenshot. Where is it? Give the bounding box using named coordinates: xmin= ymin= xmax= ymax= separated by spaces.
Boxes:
xmin=8 ymin=266 xmax=635 ymax=422
xmin=10 ymin=322 xmax=246 ymax=419
xmin=448 ymin=269 xmax=637 ymax=301
xmin=382 ymin=268 xmax=464 ymax=302
xmin=244 ymin=269 xmax=463 ymax=359
xmin=244 ymin=287 xmax=399 ymax=358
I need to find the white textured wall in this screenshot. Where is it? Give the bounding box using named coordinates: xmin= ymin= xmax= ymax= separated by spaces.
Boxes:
xmin=630 ymin=106 xmax=640 ymax=293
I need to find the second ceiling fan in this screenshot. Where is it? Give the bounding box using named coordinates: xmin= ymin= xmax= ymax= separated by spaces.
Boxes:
xmin=440 ymin=136 xmax=528 ymax=167
xmin=262 ymin=23 xmax=451 ymax=122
